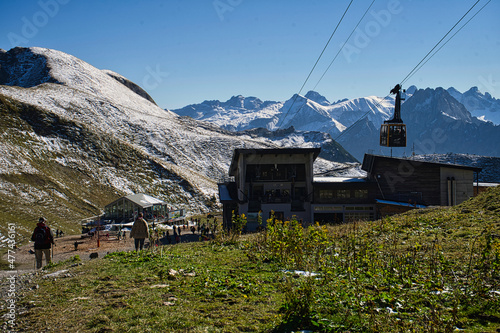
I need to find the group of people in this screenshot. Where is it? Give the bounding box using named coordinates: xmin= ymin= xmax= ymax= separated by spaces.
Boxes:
xmin=30 ymin=214 xmax=218 ymax=269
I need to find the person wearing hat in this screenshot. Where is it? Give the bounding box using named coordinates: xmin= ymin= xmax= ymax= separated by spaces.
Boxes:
xmin=31 ymin=217 xmax=55 ymax=269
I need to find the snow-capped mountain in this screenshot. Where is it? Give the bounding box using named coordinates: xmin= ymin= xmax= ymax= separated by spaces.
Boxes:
xmin=172 ymin=85 xmax=500 ymax=161
xmin=339 ymin=87 xmax=500 ymax=160
xmin=0 ymin=47 xmax=357 ymax=239
xmin=173 ymin=90 xmax=397 ymax=138
xmin=174 ymin=95 xmax=283 ymax=132
xmin=447 ymin=86 xmax=500 ymax=124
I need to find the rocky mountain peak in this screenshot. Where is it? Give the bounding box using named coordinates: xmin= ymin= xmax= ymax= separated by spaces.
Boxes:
xmin=405 ymin=85 xmax=417 ymax=95
xmin=405 ymin=87 xmax=472 ymax=123
xmin=305 ymin=90 xmax=331 ymax=106
xmin=224 ymin=95 xmax=264 ymax=110
xmin=0 ymin=47 xmax=61 ymax=88
xmin=464 ymin=86 xmax=480 ymax=96
xmin=226 ymin=95 xmax=245 ymax=107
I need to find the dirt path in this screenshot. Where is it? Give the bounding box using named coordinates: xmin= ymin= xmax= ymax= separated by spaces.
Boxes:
xmin=1 ymin=234 xmax=136 ymax=277
xmin=1 ymin=229 xmax=207 ymax=277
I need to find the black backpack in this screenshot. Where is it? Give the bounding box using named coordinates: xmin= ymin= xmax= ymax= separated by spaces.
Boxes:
xmin=34 ymin=226 xmax=50 ymax=245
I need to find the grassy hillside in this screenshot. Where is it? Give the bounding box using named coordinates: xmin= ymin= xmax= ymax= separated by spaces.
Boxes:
xmin=0 ymin=94 xmax=209 ymax=243
xmin=4 ymin=187 xmax=499 ymax=332
xmin=0 ymin=94 xmax=119 ymax=239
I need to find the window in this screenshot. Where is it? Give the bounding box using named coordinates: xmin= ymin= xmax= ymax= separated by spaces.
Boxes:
xmin=251 ymin=185 xmax=263 ymax=200
xmin=245 ymin=164 xmax=306 ymax=182
xmin=314 ymin=206 xmax=343 ymax=211
xmin=354 ymin=189 xmax=368 ymax=199
xmin=336 ymin=189 xmax=351 ymax=198
xmin=345 ymin=206 xmax=374 ymax=211
xmin=319 ymin=189 xmax=334 ymax=200
xmin=345 ymin=212 xmax=374 ymax=222
xmin=293 ymin=187 xmax=306 ymax=200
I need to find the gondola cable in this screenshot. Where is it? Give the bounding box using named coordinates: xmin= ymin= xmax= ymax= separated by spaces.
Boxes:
xmin=402 ymin=0 xmax=491 ymax=86
xmin=284 ymin=0 xmax=381 ymax=142
xmin=277 ymin=1 xmax=377 ymax=136
xmin=276 ymin=0 xmax=354 ymax=130
xmin=400 ymin=0 xmax=482 ymax=86
xmin=312 ymin=0 xmax=377 ymax=92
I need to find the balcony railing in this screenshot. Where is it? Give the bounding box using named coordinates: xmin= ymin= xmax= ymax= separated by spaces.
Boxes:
xmin=247 ymin=197 xmax=306 ymax=212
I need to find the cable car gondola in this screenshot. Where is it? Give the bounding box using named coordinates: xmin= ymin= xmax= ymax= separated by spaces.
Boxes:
xmin=380 ymin=84 xmax=406 ymax=147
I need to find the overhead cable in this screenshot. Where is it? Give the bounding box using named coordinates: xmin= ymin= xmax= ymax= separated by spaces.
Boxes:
xmin=312 ymin=0 xmax=376 ymax=91
xmin=400 ymin=0 xmax=482 ymax=86
xmin=404 ymin=0 xmax=491 ymax=85
xmin=277 ymin=0 xmax=354 ymax=129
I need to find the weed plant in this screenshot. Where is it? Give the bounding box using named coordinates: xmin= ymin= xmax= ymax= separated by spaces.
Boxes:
xmin=251 ymin=197 xmax=500 ymax=332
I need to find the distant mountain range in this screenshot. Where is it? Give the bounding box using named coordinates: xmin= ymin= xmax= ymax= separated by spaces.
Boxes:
xmin=172 ymin=91 xmax=394 ymax=137
xmin=172 ymin=85 xmax=500 ymax=161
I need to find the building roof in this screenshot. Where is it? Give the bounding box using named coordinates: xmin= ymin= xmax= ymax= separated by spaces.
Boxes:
xmin=229 ymin=147 xmax=321 ymax=176
xmin=362 ymin=154 xmax=482 ymax=174
xmin=375 ymin=199 xmax=427 ymax=209
xmin=218 ymin=183 xmax=238 ymax=203
xmin=313 ymin=177 xmax=369 ymax=183
xmin=477 ymin=182 xmax=500 ymax=187
xmin=106 ymin=193 xmax=166 ymax=209
xmin=218 ymin=184 xmax=233 ymax=203
xmin=125 ymin=193 xmax=165 ymax=207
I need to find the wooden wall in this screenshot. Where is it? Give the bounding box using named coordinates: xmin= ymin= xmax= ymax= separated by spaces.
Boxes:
xmin=369 ymin=158 xmax=441 ymax=206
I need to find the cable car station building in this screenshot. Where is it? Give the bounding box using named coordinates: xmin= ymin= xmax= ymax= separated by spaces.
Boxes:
xmin=218 ymin=148 xmax=481 ymax=230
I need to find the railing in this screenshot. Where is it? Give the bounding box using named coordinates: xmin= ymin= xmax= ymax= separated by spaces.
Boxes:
xmin=247 ymin=198 xmax=306 ymax=212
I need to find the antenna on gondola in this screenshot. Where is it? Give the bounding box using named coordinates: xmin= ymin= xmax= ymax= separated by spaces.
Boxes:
xmin=380 ymin=84 xmax=406 ymax=147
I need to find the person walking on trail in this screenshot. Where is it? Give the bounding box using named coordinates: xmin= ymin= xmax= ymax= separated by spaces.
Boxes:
xmin=130 ymin=212 xmax=149 ymax=251
xmin=31 ymin=217 xmax=55 ymax=269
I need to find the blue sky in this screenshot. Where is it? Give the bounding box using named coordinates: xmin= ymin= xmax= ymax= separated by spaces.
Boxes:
xmin=1 ymin=0 xmax=499 ymax=109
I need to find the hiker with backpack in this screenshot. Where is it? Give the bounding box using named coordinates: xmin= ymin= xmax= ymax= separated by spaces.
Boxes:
xmin=31 ymin=217 xmax=55 ymax=269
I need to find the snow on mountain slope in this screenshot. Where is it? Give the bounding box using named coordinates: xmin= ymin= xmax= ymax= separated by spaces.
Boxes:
xmin=305 ymin=90 xmax=331 ymax=106
xmin=326 ymin=95 xmax=393 ymax=129
xmin=0 ymin=46 xmax=360 ymax=227
xmin=447 ymin=86 xmax=500 ymax=124
xmin=31 ymin=47 xmax=170 ymax=117
xmin=102 ymin=69 xmax=157 ymax=104
xmin=0 ymin=47 xmax=287 ymax=215
xmin=174 ymin=95 xmax=284 ymax=131
xmin=277 ymin=93 xmax=347 ymax=136
xmin=0 ymin=82 xmax=250 ymax=198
